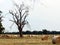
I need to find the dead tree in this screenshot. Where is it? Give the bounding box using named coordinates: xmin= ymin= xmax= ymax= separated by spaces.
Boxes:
xmin=9 ymin=3 xmax=29 ymax=37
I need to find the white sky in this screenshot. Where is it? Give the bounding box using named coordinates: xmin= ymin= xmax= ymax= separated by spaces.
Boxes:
xmin=0 ymin=0 xmax=60 ymax=32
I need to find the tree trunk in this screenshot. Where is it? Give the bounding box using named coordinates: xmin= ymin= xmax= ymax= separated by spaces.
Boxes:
xmin=18 ymin=26 xmax=23 ymax=37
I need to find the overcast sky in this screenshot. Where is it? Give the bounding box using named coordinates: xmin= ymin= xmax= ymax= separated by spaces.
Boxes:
xmin=0 ymin=0 xmax=60 ymax=32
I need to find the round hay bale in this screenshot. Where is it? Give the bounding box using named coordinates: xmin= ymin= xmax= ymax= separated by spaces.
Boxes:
xmin=52 ymin=36 xmax=60 ymax=44
xmin=41 ymin=35 xmax=49 ymax=40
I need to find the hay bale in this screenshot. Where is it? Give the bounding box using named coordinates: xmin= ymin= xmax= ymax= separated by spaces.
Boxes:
xmin=41 ymin=35 xmax=49 ymax=40
xmin=0 ymin=34 xmax=10 ymax=38
xmin=52 ymin=35 xmax=60 ymax=44
xmin=13 ymin=35 xmax=19 ymax=37
xmin=7 ymin=35 xmax=18 ymax=38
xmin=0 ymin=35 xmax=3 ymax=38
xmin=0 ymin=34 xmax=19 ymax=38
xmin=28 ymin=35 xmax=33 ymax=37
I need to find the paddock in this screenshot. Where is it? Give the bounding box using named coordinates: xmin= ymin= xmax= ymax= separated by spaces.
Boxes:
xmin=0 ymin=34 xmax=60 ymax=45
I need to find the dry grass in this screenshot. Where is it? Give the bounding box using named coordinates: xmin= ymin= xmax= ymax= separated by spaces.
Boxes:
xmin=0 ymin=34 xmax=60 ymax=45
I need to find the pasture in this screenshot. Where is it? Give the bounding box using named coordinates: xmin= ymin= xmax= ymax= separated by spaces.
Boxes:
xmin=0 ymin=34 xmax=60 ymax=45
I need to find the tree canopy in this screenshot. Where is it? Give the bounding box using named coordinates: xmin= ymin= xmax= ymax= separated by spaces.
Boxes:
xmin=0 ymin=11 xmax=5 ymax=33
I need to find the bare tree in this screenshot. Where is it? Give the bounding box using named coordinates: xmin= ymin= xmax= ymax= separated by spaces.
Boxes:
xmin=9 ymin=3 xmax=29 ymax=37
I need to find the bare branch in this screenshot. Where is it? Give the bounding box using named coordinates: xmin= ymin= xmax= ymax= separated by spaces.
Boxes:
xmin=9 ymin=20 xmax=15 ymax=23
xmin=12 ymin=0 xmax=19 ymax=9
xmin=14 ymin=13 xmax=18 ymax=20
xmin=22 ymin=10 xmax=29 ymax=18
xmin=9 ymin=10 xmax=17 ymax=23
xmin=13 ymin=15 xmax=16 ymax=23
xmin=9 ymin=10 xmax=14 ymax=15
xmin=24 ymin=14 xmax=28 ymax=20
xmin=10 ymin=22 xmax=14 ymax=28
xmin=21 ymin=20 xmax=29 ymax=29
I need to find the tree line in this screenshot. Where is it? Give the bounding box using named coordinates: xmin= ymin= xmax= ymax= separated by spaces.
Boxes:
xmin=4 ymin=29 xmax=60 ymax=34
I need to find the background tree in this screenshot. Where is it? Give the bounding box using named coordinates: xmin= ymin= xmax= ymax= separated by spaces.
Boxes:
xmin=9 ymin=3 xmax=29 ymax=37
xmin=42 ymin=29 xmax=48 ymax=34
xmin=0 ymin=11 xmax=5 ymax=33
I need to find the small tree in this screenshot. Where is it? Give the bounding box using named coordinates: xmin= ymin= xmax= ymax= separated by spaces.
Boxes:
xmin=9 ymin=3 xmax=29 ymax=37
xmin=0 ymin=11 xmax=5 ymax=33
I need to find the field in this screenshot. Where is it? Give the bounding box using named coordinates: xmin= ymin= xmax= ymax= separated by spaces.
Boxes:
xmin=0 ymin=34 xmax=60 ymax=45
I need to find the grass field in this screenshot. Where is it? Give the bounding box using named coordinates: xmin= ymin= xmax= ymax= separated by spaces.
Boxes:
xmin=0 ymin=34 xmax=60 ymax=45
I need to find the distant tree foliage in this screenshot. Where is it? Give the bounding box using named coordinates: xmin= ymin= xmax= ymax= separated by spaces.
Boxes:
xmin=0 ymin=11 xmax=5 ymax=33
xmin=42 ymin=29 xmax=48 ymax=34
xmin=3 ymin=30 xmax=60 ymax=34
